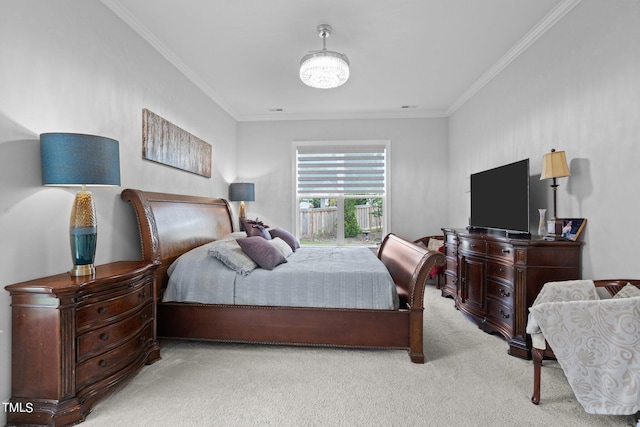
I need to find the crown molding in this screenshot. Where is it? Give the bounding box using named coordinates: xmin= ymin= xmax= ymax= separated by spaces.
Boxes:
xmin=236 ymin=109 xmax=448 ymax=122
xmin=103 ymin=0 xmax=580 ymax=122
xmin=445 ymin=0 xmax=582 ymax=116
xmin=100 ymin=0 xmax=241 ymax=121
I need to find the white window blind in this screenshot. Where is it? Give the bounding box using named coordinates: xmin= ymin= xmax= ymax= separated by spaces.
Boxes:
xmin=296 ymin=145 xmax=386 ymax=195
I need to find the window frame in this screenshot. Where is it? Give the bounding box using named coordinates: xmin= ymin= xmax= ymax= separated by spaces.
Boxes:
xmin=292 ymin=140 xmax=391 ymax=246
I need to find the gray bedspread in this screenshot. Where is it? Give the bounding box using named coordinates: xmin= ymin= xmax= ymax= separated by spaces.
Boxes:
xmin=164 ymin=242 xmax=399 ymax=310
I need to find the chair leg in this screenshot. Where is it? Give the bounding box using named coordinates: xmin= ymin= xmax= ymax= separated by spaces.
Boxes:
xmin=531 ymin=346 xmax=544 ymax=405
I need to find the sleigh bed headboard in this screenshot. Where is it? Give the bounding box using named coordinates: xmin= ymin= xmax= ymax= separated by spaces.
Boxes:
xmin=121 ymin=188 xmax=234 ymax=290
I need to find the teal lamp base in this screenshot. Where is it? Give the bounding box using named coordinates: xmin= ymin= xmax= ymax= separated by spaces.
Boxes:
xmin=69 ymin=190 xmax=98 ymax=277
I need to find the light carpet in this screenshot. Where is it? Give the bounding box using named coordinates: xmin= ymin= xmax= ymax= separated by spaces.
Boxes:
xmin=84 ymin=285 xmax=637 ymax=426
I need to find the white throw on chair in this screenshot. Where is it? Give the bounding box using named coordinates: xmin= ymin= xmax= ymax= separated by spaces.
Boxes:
xmin=527 ymin=279 xmax=640 ymax=417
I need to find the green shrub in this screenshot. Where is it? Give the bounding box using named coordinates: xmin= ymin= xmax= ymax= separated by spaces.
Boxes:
xmin=344 ymin=199 xmax=362 ymax=238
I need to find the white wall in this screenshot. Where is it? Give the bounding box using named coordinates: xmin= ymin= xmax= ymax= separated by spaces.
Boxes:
xmin=3 ymin=0 xmax=638 ymax=423
xmin=0 ymin=1 xmax=237 ymax=422
xmin=447 ymin=0 xmax=640 ymax=278
xmin=237 ymin=118 xmax=449 ymax=241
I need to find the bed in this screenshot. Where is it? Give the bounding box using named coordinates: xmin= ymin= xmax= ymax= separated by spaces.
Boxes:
xmin=121 ymin=188 xmax=446 ymax=363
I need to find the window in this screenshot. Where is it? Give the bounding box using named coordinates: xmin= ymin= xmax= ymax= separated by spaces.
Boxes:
xmin=294 ymin=141 xmax=389 ymax=246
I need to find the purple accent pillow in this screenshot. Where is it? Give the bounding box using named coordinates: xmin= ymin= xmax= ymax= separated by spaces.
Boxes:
xmin=236 ymin=236 xmax=287 ymax=270
xmin=240 ymin=218 xmax=271 ymax=240
xmin=268 ymin=228 xmax=300 ymax=251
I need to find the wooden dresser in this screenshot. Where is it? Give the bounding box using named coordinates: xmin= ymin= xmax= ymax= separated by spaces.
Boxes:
xmin=5 ymin=261 xmax=160 ymax=426
xmin=441 ymin=228 xmax=582 ymax=359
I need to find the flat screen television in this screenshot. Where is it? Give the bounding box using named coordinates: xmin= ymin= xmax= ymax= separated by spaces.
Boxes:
xmin=470 ymin=158 xmax=530 ymax=235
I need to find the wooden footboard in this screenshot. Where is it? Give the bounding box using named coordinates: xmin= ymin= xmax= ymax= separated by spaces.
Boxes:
xmin=122 ymin=188 xmax=445 ymax=363
xmin=378 ymin=233 xmax=446 ymax=361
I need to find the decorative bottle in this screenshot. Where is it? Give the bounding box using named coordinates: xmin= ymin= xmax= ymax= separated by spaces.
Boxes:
xmin=538 ymin=209 xmax=547 ymax=237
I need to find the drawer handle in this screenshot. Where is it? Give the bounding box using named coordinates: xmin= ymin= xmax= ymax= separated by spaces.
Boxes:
xmin=100 ymin=333 xmax=109 ymax=341
xmin=99 ymin=359 xmax=107 ymax=368
xmin=98 ymin=307 xmax=107 ymax=314
xmin=499 ymin=289 xmax=511 ymax=297
xmin=501 ymin=249 xmax=510 ymax=254
xmin=139 ymin=291 xmax=146 ymax=298
xmin=140 ymin=335 xmax=147 ymax=342
xmin=499 ymin=309 xmax=510 ymax=319
xmin=499 ymin=267 xmax=505 ymax=272
xmin=141 ymin=314 xmax=148 ymax=321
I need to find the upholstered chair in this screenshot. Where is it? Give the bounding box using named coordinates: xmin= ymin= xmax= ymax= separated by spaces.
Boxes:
xmin=528 ymin=279 xmax=640 ymax=418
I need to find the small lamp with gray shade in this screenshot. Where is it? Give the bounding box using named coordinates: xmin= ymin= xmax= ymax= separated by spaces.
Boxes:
xmin=540 ymin=148 xmax=570 ymax=239
xmin=228 ymin=182 xmax=254 ymax=231
xmin=40 ymin=133 xmax=121 ymax=276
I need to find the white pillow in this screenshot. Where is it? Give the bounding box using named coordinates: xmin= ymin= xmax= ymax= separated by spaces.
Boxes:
xmin=427 ymin=238 xmax=444 ymax=251
xmin=208 ymin=239 xmax=257 ymax=275
xmin=268 ymin=237 xmax=293 ymax=258
xmin=613 ymin=283 xmax=640 ymax=299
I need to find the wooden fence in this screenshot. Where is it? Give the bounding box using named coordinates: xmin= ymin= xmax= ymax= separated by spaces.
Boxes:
xmin=299 ymin=205 xmax=381 ymax=239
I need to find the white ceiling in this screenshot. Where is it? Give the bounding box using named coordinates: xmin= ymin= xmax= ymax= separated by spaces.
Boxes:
xmin=102 ymin=0 xmax=579 ymax=121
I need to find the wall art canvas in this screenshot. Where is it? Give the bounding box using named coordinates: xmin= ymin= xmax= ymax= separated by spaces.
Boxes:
xmin=142 ymin=108 xmax=211 ymax=177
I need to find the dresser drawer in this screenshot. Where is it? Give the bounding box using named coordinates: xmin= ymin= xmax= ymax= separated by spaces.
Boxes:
xmin=445 ymin=233 xmax=457 ymax=245
xmin=486 ymin=299 xmax=513 ymax=334
xmin=486 ymin=262 xmax=514 ymax=283
xmin=76 ymin=280 xmax=151 ymax=331
xmin=486 ymin=280 xmax=513 ymax=305
xmin=77 ymin=323 xmax=153 ymax=390
xmin=459 ymin=238 xmax=486 ymax=255
xmin=445 ymin=258 xmax=457 ymax=275
xmin=444 ymin=244 xmax=456 ymax=258
xmin=77 ymin=303 xmax=153 ymax=362
xmin=487 ymin=242 xmax=514 ymax=263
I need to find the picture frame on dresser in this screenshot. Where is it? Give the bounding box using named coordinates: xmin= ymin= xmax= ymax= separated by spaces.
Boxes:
xmin=558 ymin=218 xmax=586 ymax=241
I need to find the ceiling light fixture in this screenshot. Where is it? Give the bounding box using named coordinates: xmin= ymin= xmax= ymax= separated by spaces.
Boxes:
xmin=299 ymin=24 xmax=349 ymax=89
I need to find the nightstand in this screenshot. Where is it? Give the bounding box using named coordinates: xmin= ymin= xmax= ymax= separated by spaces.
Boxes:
xmin=5 ymin=261 xmax=160 ymax=426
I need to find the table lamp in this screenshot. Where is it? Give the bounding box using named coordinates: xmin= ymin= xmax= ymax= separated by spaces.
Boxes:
xmin=40 ymin=133 xmax=121 ymax=276
xmin=229 ymin=182 xmax=255 ymax=231
xmin=540 ymin=148 xmax=570 ymax=239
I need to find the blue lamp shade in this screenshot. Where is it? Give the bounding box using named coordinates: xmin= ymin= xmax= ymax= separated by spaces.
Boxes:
xmin=41 ymin=133 xmax=121 ymax=186
xmin=40 ymin=133 xmax=121 ymax=276
xmin=229 ymin=182 xmax=255 ymax=202
xmin=229 ymin=183 xmax=254 ymax=231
